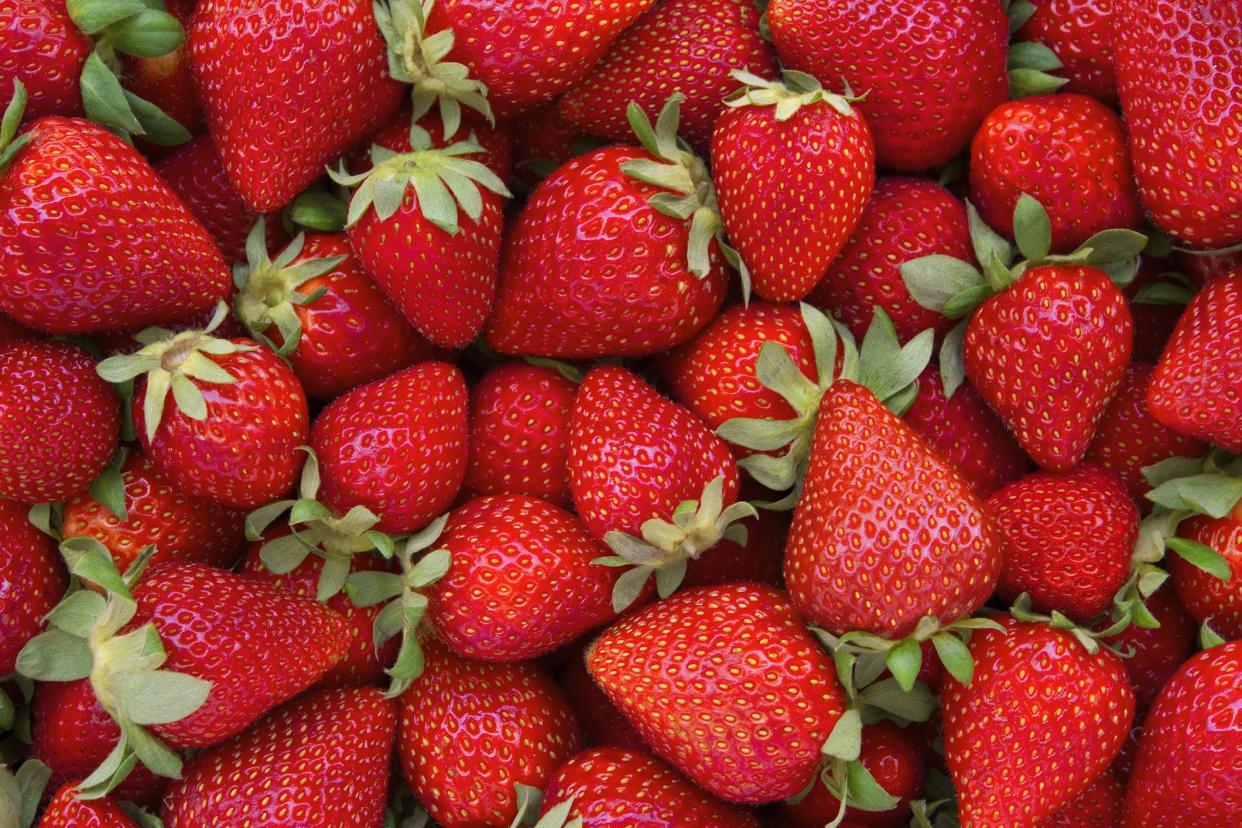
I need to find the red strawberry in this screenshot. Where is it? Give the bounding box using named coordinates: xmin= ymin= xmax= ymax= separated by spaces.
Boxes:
xmin=711 ymin=70 xmax=874 ymax=302
xmin=1167 ymin=499 xmax=1242 ymax=639
xmin=1120 ymin=640 xmax=1242 ymax=826
xmin=988 ymin=464 xmax=1138 ymax=621
xmin=0 ymin=0 xmax=89 ymax=121
xmin=767 ymin=0 xmax=1008 ymax=171
xmin=941 ymin=616 xmax=1135 ymax=827
xmin=120 ymin=0 xmax=202 ymax=143
xmin=397 ymin=640 xmax=581 ymax=828
xmin=1042 ymin=768 xmax=1125 ymax=828
xmin=1114 ymin=0 xmax=1242 ymax=248
xmin=586 ymin=584 xmax=847 ymax=803
xmin=160 ymin=686 xmax=395 ymax=827
xmin=970 ymin=94 xmax=1142 ymax=254
xmin=1015 ymin=0 xmax=1118 ymax=103
xmin=465 ymin=361 xmax=577 ymax=506
xmin=427 ymin=495 xmax=619 ymax=661
xmin=310 ymin=360 xmax=468 ymax=534
xmin=38 ymin=779 xmax=137 ymax=827
xmin=1102 ymin=586 xmax=1195 ymax=709
xmin=0 ymin=114 xmax=230 ymax=333
xmin=558 ymin=0 xmax=777 ymax=153
xmin=808 ymin=177 xmax=968 ymax=343
xmin=188 ymin=0 xmax=403 ymax=211
xmin=1147 ymin=269 xmax=1242 ymax=451
xmin=0 ymin=340 xmax=119 ymax=503
xmin=485 ymin=96 xmax=730 ymax=358
xmin=558 ymin=653 xmax=646 ymax=752
xmin=0 ymin=498 xmax=65 ymax=676
xmin=541 ymin=746 xmax=761 ymax=827
xmin=233 ymin=225 xmax=434 ymax=399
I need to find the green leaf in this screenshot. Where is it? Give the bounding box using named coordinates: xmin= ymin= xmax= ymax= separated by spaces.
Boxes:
xmin=1167 ymin=537 xmax=1231 ymax=581
xmin=884 ymin=638 xmax=922 ymax=692
xmin=16 ymin=630 xmax=94 ymax=682
xmin=111 ymin=669 xmax=211 ymax=725
xmin=930 ymin=632 xmax=975 ymax=686
xmin=80 ymin=49 xmax=143 ymax=136
xmin=899 ymin=255 xmax=984 ymax=314
xmin=820 ymin=708 xmax=862 ymax=761
xmin=1013 ymin=194 xmax=1052 ymax=261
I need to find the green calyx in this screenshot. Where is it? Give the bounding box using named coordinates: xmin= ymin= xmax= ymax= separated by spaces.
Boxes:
xmin=329 ymin=124 xmax=510 ymax=230
xmin=345 ymin=516 xmax=451 ymax=698
xmin=0 ymin=81 xmax=31 ymax=175
xmin=233 ymin=219 xmax=346 ymax=357
xmin=245 ymin=448 xmax=398 ymax=603
xmin=508 ymin=785 xmax=583 ymax=828
xmin=593 ymin=475 xmax=758 ymax=613
xmin=724 ymin=68 xmax=861 ymax=122
xmin=373 ymin=0 xmax=493 ymax=139
xmin=717 ymin=303 xmax=933 ymax=510
xmin=96 ymin=302 xmax=256 ymax=444
xmin=15 ymin=540 xmax=210 ymax=798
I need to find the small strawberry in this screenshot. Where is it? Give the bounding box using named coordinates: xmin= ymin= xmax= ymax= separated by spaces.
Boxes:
xmin=1101 ymin=586 xmax=1195 ymax=709
xmin=0 ymin=0 xmax=89 ymax=121
xmin=38 ymin=777 xmax=139 ymax=827
xmin=0 ymin=340 xmax=119 ymax=503
xmin=0 ymin=499 xmax=66 ymax=676
xmin=1014 ymin=0 xmax=1118 ymax=103
xmin=1042 ymin=768 xmax=1125 ymax=828
xmin=160 ymin=686 xmax=395 ymax=827
xmin=711 ymin=70 xmax=874 ymax=302
xmin=586 ymin=583 xmax=847 ymax=803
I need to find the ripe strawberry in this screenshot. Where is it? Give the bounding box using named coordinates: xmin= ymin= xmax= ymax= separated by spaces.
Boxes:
xmin=541 ymin=746 xmax=761 ymax=827
xmin=188 ymin=0 xmax=403 ymax=212
xmin=1042 ymin=768 xmax=1124 ymax=828
xmin=587 ymin=584 xmax=847 ymax=803
xmin=767 ymin=0 xmax=1008 ymax=171
xmin=0 ymin=114 xmax=230 ymax=333
xmin=0 ymin=498 xmax=65 ymax=676
xmin=485 ymin=96 xmax=730 ymax=358
xmin=558 ymin=0 xmax=777 ymax=153
xmin=0 ymin=340 xmax=119 ymax=503
xmin=557 ymin=654 xmax=646 ymax=752
xmin=1114 ymin=0 xmax=1242 ymax=248
xmin=1147 ymin=269 xmax=1242 ymax=451
xmin=161 ymin=686 xmax=395 ymax=826
xmin=941 ymin=616 xmax=1135 ymax=827
xmin=1167 ymin=499 xmax=1242 ymax=639
xmin=0 ymin=0 xmax=89 ymax=121
xmin=711 ymin=70 xmax=874 ymax=302
xmin=1102 ymin=586 xmax=1195 ymax=709
xmin=397 ymin=640 xmax=581 ymax=828
xmin=427 ymin=495 xmax=619 ymax=661
xmin=808 ymin=177 xmax=967 ymax=343
xmin=310 ymin=360 xmax=468 ymax=534
xmin=989 ymin=464 xmax=1138 ymax=621
xmin=38 ymin=779 xmax=137 ymax=827
xmin=120 ymin=0 xmax=202 ymax=143
xmin=62 ymin=449 xmax=247 ymax=573
xmin=233 ymin=225 xmax=433 ymax=399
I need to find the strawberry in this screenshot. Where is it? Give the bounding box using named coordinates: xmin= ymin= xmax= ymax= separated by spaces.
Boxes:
xmin=0 ymin=0 xmax=89 ymax=121
xmin=38 ymin=778 xmax=138 ymax=827
xmin=767 ymin=0 xmax=1008 ymax=171
xmin=557 ymin=654 xmax=646 ymax=752
xmin=1042 ymin=768 xmax=1124 ymax=828
xmin=1147 ymin=269 xmax=1242 ymax=451
xmin=0 ymin=498 xmax=66 ymax=676
xmin=1014 ymin=0 xmax=1118 ymax=103
xmin=941 ymin=616 xmax=1135 ymax=827
xmin=540 ymin=746 xmax=761 ymax=827
xmin=62 ymin=449 xmax=247 ymax=573
xmin=558 ymin=0 xmax=777 ymax=154
xmin=808 ymin=177 xmax=968 ymax=343
xmin=465 ymin=361 xmax=577 ymax=506
xmin=0 ymin=109 xmax=230 ymax=333
xmin=988 ymin=464 xmax=1138 ymax=621
xmin=160 ymin=686 xmax=395 ymax=827
xmin=1102 ymin=586 xmax=1195 ymax=709
xmin=310 ymin=360 xmax=468 ymax=534
xmin=397 ymin=639 xmax=581 ymax=828
xmin=485 ymin=96 xmax=731 ymax=358
xmin=120 ymin=0 xmax=202 ymax=144
xmin=188 ymin=0 xmax=404 ymax=212
xmin=586 ymin=583 xmax=847 ymax=803
xmin=711 ymin=70 xmax=874 ymax=302
xmin=233 ymin=223 xmax=433 ymax=399
xmin=0 ymin=340 xmax=119 ymax=503
xmin=1167 ymin=499 xmax=1242 ymax=639
xmin=1114 ymin=0 xmax=1242 ymax=248
xmin=98 ymin=307 xmax=309 ymax=510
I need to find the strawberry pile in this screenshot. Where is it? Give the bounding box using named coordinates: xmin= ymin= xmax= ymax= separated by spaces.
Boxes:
xmin=0 ymin=0 xmax=1239 ymax=826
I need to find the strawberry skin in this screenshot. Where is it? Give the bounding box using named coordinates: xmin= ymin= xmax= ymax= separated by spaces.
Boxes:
xmin=767 ymin=0 xmax=1008 ymax=171
xmin=0 ymin=0 xmax=90 ymax=121
xmin=0 ymin=498 xmax=66 ymax=676
xmin=786 ymin=382 xmax=1001 ymax=639
xmin=965 ymin=264 xmax=1132 ymax=471
xmin=311 ymin=360 xmax=468 ymax=534
xmin=1016 ymin=0 xmax=1117 ymax=103
xmin=1102 ymin=586 xmax=1195 ymax=709
xmin=0 ymin=117 xmax=231 ymax=333
xmin=942 ymin=617 xmax=1135 ymax=827
xmin=1168 ymin=501 xmax=1242 ymax=640
xmin=587 ymin=583 xmax=847 ymax=803
xmin=161 ymin=686 xmax=395 ymax=827
xmin=541 ymin=746 xmax=761 ymax=827
xmin=38 ymin=781 xmax=137 ymax=827
xmin=189 ymin=0 xmax=404 ymax=212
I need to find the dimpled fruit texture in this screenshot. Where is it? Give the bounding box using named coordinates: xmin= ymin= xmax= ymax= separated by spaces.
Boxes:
xmin=0 ymin=497 xmax=65 ymax=676
xmin=0 ymin=0 xmax=90 ymax=119
xmin=586 ymin=583 xmax=846 ymax=804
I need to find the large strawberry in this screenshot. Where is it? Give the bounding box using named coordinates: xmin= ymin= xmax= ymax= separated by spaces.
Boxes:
xmin=586 ymin=583 xmax=846 ymax=803
xmin=0 ymin=340 xmax=119 ymax=503
xmin=0 ymin=0 xmax=89 ymax=120
xmin=1114 ymin=0 xmax=1242 ymax=248
xmin=485 ymin=95 xmax=731 ymax=358
xmin=189 ymin=0 xmax=404 ymax=211
xmin=941 ymin=616 xmax=1135 ymax=827
xmin=1013 ymin=0 xmax=1118 ymax=103
xmin=160 ymin=686 xmax=395 ymax=826
xmin=711 ymin=70 xmax=874 ymax=302
xmin=0 ymin=499 xmax=65 ymax=676
xmin=767 ymin=0 xmax=1008 ymax=171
